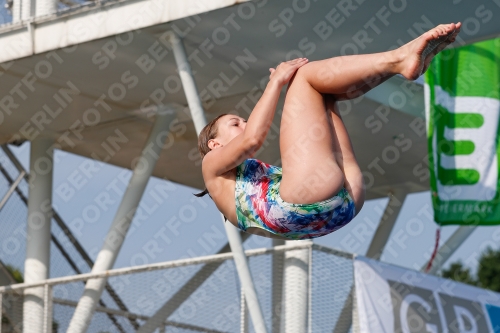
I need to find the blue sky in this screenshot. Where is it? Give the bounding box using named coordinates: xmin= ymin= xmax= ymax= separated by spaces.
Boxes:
xmin=8 ymin=141 xmax=500 ymax=277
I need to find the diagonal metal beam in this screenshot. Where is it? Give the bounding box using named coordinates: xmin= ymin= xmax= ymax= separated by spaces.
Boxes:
xmin=137 ymin=231 xmax=250 ymax=332
xmin=0 ymin=167 xmax=25 ymax=211
xmin=67 ymin=109 xmax=177 ymax=333
xmin=0 ymin=157 xmax=128 ymax=332
xmin=421 ymin=225 xmax=476 ymax=275
xmin=53 ymin=297 xmax=230 ymax=333
xmin=0 ymin=144 xmax=140 ymax=330
xmin=1 ymin=146 xmax=26 ymax=176
xmin=333 ymin=189 xmax=407 ymax=333
xmin=50 ymin=232 xmax=127 ymax=333
xmin=365 ymin=189 xmax=407 ymax=260
xmin=145 ymin=31 xmax=267 ymax=333
xmin=332 ymin=286 xmax=353 ymax=333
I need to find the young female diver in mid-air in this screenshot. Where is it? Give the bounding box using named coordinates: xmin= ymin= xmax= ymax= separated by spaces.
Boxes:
xmin=195 ymin=23 xmax=461 ymax=240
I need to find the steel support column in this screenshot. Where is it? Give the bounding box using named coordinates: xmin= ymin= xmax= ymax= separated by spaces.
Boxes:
xmin=168 ymin=31 xmax=267 ymax=333
xmin=67 ymin=108 xmax=176 ymax=333
xmin=280 ymin=240 xmax=312 ymax=333
xmin=0 ymin=144 xmax=137 ymax=331
xmin=421 ymin=225 xmax=476 ymax=275
xmin=168 ymin=31 xmax=207 ymax=134
xmin=271 ymin=239 xmax=285 ymax=333
xmin=23 ymin=138 xmax=54 ymax=333
xmin=224 ymin=220 xmax=267 ymax=333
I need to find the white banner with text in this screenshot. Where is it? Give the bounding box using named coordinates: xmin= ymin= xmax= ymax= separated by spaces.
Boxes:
xmin=354 ymin=256 xmax=500 ymax=333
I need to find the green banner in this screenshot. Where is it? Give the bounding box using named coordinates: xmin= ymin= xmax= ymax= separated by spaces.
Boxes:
xmin=425 ymin=39 xmax=500 ymax=225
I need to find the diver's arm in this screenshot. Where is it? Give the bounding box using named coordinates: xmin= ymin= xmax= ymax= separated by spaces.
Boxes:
xmin=203 ymin=58 xmax=308 ymax=176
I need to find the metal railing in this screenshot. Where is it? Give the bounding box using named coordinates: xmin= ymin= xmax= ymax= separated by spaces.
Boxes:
xmin=0 ymin=243 xmax=356 ymax=332
xmin=0 ymin=145 xmax=140 ymax=332
xmin=0 ymin=144 xmax=140 ymax=332
xmin=1 ymin=0 xmax=126 ymax=26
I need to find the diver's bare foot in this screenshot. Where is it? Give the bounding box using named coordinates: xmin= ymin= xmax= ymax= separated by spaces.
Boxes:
xmin=421 ymin=25 xmax=461 ymax=74
xmin=396 ymin=23 xmax=461 ymax=80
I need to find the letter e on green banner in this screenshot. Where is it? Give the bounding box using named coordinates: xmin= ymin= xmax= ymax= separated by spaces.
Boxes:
xmin=425 ymin=39 xmax=500 ymax=225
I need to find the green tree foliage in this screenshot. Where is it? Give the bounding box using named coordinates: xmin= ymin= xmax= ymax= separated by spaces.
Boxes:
xmin=441 ymin=246 xmax=500 ymax=293
xmin=1 ymin=265 xmax=22 ymax=329
xmin=477 ymin=247 xmax=500 ymax=293
xmin=441 ymin=261 xmax=477 ymax=286
xmin=4 ymin=264 xmax=23 ymax=283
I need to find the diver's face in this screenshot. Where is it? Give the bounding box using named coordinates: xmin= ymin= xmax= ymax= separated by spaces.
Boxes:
xmin=208 ymin=115 xmax=247 ymax=150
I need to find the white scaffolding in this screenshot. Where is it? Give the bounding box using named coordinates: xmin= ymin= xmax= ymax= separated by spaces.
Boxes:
xmin=0 ymin=242 xmax=350 ymax=332
xmin=23 ymin=138 xmax=54 ymax=333
xmin=136 ymin=31 xmax=267 ymax=333
xmin=67 ymin=108 xmax=177 ymax=332
xmin=1 ymin=0 xmax=498 ymax=332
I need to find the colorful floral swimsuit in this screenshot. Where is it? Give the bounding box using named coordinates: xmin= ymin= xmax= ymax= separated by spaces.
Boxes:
xmin=235 ymin=158 xmax=356 ymax=240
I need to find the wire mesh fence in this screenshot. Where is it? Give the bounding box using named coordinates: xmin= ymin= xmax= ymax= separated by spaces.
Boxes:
xmin=0 ymin=145 xmax=356 ymax=332
xmin=1 ymin=243 xmax=356 ymax=333
xmin=0 ymin=145 xmax=151 ymax=333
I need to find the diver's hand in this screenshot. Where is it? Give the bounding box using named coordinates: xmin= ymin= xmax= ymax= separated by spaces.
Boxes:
xmin=269 ymin=58 xmax=309 ymax=86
